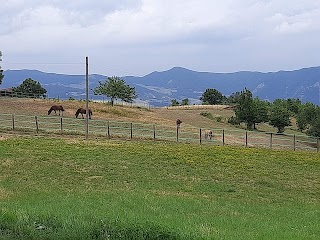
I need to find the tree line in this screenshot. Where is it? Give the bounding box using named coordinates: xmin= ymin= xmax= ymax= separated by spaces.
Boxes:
xmin=172 ymin=88 xmax=320 ymax=137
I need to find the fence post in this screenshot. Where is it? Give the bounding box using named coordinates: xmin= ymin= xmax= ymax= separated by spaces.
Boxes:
xmin=293 ymin=134 xmax=296 ymax=151
xmin=222 ymin=129 xmax=225 ymax=146
xmin=153 ymin=125 xmax=156 ymax=140
xmin=199 ymin=128 xmax=202 ymax=145
xmin=317 ymin=138 xmax=319 ymax=153
xmin=107 ymin=121 xmax=110 ymax=139
xmin=12 ymin=114 xmax=15 ymax=130
xmin=130 ymin=123 xmax=133 ymax=139
xmin=60 ymin=117 xmax=63 ymax=133
xmin=35 ymin=116 xmax=39 ymax=133
xmin=176 ymin=126 xmax=179 ymax=142
xmin=245 ymin=131 xmax=248 ymax=147
xmin=270 ymin=133 xmax=273 ymax=149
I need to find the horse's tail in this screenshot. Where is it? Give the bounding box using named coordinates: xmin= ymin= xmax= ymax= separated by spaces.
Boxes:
xmin=48 ymin=107 xmax=52 ymax=115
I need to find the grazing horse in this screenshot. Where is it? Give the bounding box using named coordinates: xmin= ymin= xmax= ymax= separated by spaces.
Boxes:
xmin=75 ymin=108 xmax=92 ymax=119
xmin=204 ymin=130 xmax=213 ymax=140
xmin=48 ymin=105 xmax=64 ymax=116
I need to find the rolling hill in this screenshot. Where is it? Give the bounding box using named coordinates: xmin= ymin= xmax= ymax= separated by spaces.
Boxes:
xmin=2 ymin=66 xmax=320 ymax=106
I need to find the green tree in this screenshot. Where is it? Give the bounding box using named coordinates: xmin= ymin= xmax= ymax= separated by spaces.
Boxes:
xmin=307 ymin=117 xmax=320 ymax=137
xmin=181 ymin=98 xmax=189 ymax=105
xmin=286 ymin=98 xmax=301 ymax=115
xmin=170 ymin=99 xmax=180 ymax=106
xmin=296 ymin=102 xmax=317 ymax=131
xmin=93 ymin=76 xmax=137 ymax=106
xmin=252 ymin=97 xmax=269 ymax=129
xmin=226 ymin=91 xmax=241 ymax=104
xmin=269 ymin=103 xmax=291 ymax=133
xmin=235 ymin=88 xmax=255 ymax=129
xmin=12 ymin=78 xmax=47 ymax=98
xmin=200 ymin=88 xmax=223 ymax=105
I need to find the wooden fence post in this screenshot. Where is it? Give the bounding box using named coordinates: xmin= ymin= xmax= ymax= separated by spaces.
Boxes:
xmin=293 ymin=134 xmax=296 ymax=151
xmin=35 ymin=116 xmax=39 ymax=133
xmin=153 ymin=125 xmax=156 ymax=140
xmin=130 ymin=123 xmax=133 ymax=139
xmin=317 ymin=138 xmax=319 ymax=153
xmin=199 ymin=128 xmax=202 ymax=145
xmin=60 ymin=117 xmax=63 ymax=133
xmin=12 ymin=114 xmax=15 ymax=130
xmin=107 ymin=121 xmax=110 ymax=139
xmin=176 ymin=126 xmax=179 ymax=142
xmin=245 ymin=131 xmax=248 ymax=147
xmin=222 ymin=129 xmax=225 ymax=146
xmin=270 ymin=133 xmax=273 ymax=149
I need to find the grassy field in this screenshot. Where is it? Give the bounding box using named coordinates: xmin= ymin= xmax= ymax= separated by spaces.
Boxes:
xmin=0 ymin=136 xmax=319 ymax=239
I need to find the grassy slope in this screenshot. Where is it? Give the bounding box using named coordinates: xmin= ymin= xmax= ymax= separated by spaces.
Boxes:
xmin=0 ymin=136 xmax=319 ymax=239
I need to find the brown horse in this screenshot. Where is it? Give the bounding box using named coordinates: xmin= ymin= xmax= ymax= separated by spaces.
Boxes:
xmin=48 ymin=105 xmax=64 ymax=116
xmin=75 ymin=108 xmax=92 ymax=119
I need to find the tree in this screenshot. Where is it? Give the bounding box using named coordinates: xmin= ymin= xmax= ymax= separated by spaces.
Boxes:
xmin=307 ymin=117 xmax=320 ymax=137
xmin=234 ymin=88 xmax=255 ymax=129
xmin=269 ymin=103 xmax=291 ymax=133
xmin=252 ymin=97 xmax=269 ymax=129
xmin=93 ymin=76 xmax=137 ymax=106
xmin=12 ymin=78 xmax=47 ymax=98
xmin=170 ymin=99 xmax=180 ymax=106
xmin=226 ymin=91 xmax=241 ymax=104
xmin=296 ymin=102 xmax=317 ymax=131
xmin=200 ymin=88 xmax=223 ymax=105
xmin=181 ymin=98 xmax=189 ymax=105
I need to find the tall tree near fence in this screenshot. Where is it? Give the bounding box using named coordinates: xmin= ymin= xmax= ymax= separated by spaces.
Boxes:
xmin=93 ymin=76 xmax=137 ymax=106
xmin=234 ymin=88 xmax=255 ymax=130
xmin=269 ymin=101 xmax=291 ymax=133
xmin=12 ymin=78 xmax=47 ymax=98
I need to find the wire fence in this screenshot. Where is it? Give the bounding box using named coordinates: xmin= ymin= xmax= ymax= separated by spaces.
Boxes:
xmin=0 ymin=113 xmax=319 ymax=152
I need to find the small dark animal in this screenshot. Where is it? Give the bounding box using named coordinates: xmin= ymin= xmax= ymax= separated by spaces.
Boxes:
xmin=48 ymin=105 xmax=64 ymax=116
xmin=176 ymin=119 xmax=182 ymax=127
xmin=75 ymin=108 xmax=92 ymax=119
xmin=204 ymin=130 xmax=213 ymax=140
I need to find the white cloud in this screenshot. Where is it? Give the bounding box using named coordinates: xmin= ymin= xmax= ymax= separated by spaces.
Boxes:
xmin=0 ymin=0 xmax=320 ymax=75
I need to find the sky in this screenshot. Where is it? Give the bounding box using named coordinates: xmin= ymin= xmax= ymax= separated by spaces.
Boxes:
xmin=1 ymin=0 xmax=320 ymax=77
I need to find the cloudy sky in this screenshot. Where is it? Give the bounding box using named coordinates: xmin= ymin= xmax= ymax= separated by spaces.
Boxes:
xmin=1 ymin=0 xmax=320 ymax=76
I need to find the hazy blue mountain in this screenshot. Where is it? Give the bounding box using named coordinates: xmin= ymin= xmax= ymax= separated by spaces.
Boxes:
xmin=2 ymin=66 xmax=320 ymax=106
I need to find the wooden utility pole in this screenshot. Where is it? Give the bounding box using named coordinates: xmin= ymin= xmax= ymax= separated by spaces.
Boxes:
xmin=85 ymin=56 xmax=89 ymax=140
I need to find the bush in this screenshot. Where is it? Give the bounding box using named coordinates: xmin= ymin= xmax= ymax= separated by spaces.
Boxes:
xmin=200 ymin=112 xmax=213 ymax=120
xmin=228 ymin=116 xmax=240 ymax=125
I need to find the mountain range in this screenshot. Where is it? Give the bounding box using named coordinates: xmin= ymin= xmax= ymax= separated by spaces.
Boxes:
xmin=1 ymin=66 xmax=320 ymax=107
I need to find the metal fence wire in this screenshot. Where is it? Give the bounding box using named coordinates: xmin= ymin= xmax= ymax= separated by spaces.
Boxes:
xmin=0 ymin=113 xmax=319 ymax=152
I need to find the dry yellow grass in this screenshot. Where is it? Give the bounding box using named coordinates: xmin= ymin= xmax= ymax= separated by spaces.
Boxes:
xmin=0 ymin=98 xmax=237 ymax=129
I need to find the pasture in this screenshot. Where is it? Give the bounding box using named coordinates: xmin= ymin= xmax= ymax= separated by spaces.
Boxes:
xmin=0 ymin=136 xmax=319 ymax=239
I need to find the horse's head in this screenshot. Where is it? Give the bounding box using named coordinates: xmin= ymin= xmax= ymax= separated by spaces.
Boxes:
xmin=60 ymin=105 xmax=65 ymax=111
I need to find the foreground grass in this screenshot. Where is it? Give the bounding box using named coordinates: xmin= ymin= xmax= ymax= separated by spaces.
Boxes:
xmin=0 ymin=136 xmax=319 ymax=239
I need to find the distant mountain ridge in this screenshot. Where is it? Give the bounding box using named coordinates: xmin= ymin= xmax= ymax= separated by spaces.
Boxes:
xmin=2 ymin=66 xmax=320 ymax=106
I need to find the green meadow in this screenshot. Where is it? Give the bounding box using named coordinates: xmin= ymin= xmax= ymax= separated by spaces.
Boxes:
xmin=0 ymin=136 xmax=319 ymax=239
